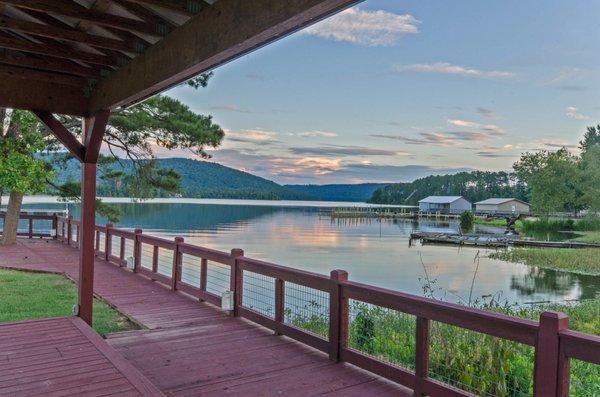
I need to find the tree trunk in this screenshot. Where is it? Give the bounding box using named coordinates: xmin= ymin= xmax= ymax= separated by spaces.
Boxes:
xmin=1 ymin=191 xmax=23 ymax=246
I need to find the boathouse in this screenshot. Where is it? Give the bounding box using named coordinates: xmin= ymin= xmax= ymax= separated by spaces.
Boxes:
xmin=418 ymin=196 xmax=472 ymax=214
xmin=475 ymin=198 xmax=530 ymax=215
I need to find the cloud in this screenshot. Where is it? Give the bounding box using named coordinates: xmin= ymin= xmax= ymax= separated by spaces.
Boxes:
xmin=476 ymin=151 xmax=516 ymax=158
xmin=245 ymin=73 xmax=266 ymax=81
xmin=226 ymin=129 xmax=278 ymax=144
xmin=448 ymin=119 xmax=503 ymax=134
xmin=565 ymin=106 xmax=589 ymax=120
xmin=289 ymin=144 xmax=402 ymax=156
xmin=447 ymin=119 xmax=479 ymax=128
xmin=297 ymin=130 xmax=338 ymax=138
xmin=533 ymin=138 xmax=579 ymax=150
xmin=372 ymin=130 xmax=493 ymax=146
xmin=557 ymin=85 xmax=587 ymax=92
xmin=303 ymin=7 xmax=420 ymax=46
xmin=209 ymin=104 xmax=251 ymax=113
xmin=476 ymin=107 xmax=496 ymax=119
xmin=392 ymin=62 xmax=515 ymax=79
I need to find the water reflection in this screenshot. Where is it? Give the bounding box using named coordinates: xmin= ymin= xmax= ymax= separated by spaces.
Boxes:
xmin=21 ymin=202 xmax=600 ymax=305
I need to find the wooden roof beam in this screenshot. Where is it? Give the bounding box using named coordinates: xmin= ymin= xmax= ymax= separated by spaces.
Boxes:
xmin=0 ymin=34 xmax=118 ymax=67
xmin=0 ymin=15 xmax=140 ymax=53
xmin=0 ymin=77 xmax=88 ymax=116
xmin=0 ymin=63 xmax=86 ymax=86
xmin=0 ymin=0 xmax=165 ymax=37
xmin=34 ymin=110 xmax=86 ymax=161
xmin=0 ymin=49 xmax=100 ymax=78
xmin=123 ymin=0 xmax=207 ymax=17
xmin=89 ymin=0 xmax=361 ymax=112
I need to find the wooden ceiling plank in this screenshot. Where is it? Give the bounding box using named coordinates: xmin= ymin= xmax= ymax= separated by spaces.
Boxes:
xmin=0 ymin=49 xmax=100 ymax=78
xmin=110 ymin=0 xmax=176 ymax=34
xmin=123 ymin=0 xmax=206 ymax=17
xmin=89 ymin=0 xmax=362 ymax=112
xmin=0 ymin=15 xmax=138 ymax=53
xmin=0 ymin=77 xmax=88 ymax=116
xmin=0 ymin=35 xmax=118 ymax=67
xmin=0 ymin=0 xmax=165 ymax=37
xmin=0 ymin=63 xmax=86 ymax=86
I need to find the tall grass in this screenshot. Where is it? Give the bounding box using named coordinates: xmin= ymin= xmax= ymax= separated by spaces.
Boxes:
xmin=518 ymin=216 xmax=600 ymax=233
xmin=289 ymin=296 xmax=600 ymax=397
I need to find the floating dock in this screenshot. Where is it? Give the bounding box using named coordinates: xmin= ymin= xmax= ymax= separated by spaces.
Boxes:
xmin=410 ymin=232 xmax=600 ymax=249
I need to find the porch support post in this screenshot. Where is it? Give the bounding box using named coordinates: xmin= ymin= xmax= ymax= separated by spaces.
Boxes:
xmin=77 ymin=111 xmax=110 ymax=326
xmin=78 ymin=160 xmax=97 ymax=325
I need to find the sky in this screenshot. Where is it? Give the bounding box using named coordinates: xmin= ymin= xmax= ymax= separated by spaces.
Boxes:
xmin=163 ymin=0 xmax=600 ymax=185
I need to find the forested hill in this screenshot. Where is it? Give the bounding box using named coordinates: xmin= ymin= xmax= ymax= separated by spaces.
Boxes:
xmin=368 ymin=171 xmax=529 ymax=205
xmin=285 ymin=183 xmax=388 ymax=202
xmin=52 ymin=157 xmax=314 ymax=200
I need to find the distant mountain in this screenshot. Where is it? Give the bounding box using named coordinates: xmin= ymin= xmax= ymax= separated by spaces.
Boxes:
xmin=368 ymin=171 xmax=529 ymax=205
xmin=285 ymin=183 xmax=389 ymax=202
xmin=51 ymin=157 xmax=315 ymax=201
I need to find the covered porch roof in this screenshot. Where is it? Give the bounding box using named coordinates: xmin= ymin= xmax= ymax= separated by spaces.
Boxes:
xmin=0 ymin=0 xmax=360 ymax=116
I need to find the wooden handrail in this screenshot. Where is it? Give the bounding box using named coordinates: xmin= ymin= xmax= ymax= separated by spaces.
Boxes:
xmin=37 ymin=215 xmax=600 ymax=397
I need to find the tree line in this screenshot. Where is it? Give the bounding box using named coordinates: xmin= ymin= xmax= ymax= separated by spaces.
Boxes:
xmin=369 ymin=124 xmax=600 ymax=218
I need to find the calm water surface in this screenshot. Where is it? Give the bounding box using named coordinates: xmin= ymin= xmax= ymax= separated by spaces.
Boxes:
xmin=22 ymin=201 xmax=600 ymax=305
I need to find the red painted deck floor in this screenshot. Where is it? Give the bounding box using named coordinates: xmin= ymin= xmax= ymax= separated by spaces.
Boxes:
xmin=1 ymin=239 xmax=412 ymax=396
xmin=0 ymin=317 xmax=162 ymax=397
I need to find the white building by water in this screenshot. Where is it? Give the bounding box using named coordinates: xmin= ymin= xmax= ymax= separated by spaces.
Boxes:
xmin=418 ymin=196 xmax=472 ymax=214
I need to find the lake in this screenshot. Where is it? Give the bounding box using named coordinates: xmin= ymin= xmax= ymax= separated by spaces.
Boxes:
xmin=18 ymin=199 xmax=600 ymax=306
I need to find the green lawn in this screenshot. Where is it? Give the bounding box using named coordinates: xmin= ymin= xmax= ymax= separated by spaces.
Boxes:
xmin=0 ymin=269 xmax=139 ymax=335
xmin=490 ymin=248 xmax=600 ymax=275
xmin=571 ymin=231 xmax=600 ymax=244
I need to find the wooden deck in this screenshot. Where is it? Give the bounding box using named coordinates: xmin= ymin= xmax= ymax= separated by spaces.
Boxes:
xmin=0 ymin=317 xmax=162 ymax=397
xmin=1 ymin=239 xmax=412 ymax=396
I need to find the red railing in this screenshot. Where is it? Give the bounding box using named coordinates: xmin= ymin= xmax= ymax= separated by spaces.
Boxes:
xmin=50 ymin=215 xmax=600 ymax=397
xmin=0 ymin=211 xmax=58 ymax=238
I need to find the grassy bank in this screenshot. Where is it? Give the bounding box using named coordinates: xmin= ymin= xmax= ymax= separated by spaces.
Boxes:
xmin=473 ymin=217 xmax=508 ymax=227
xmin=490 ymin=248 xmax=600 ymax=275
xmin=0 ymin=269 xmax=138 ymax=335
xmin=517 ymin=217 xmax=600 ymax=234
xmin=292 ymin=299 xmax=600 ymax=397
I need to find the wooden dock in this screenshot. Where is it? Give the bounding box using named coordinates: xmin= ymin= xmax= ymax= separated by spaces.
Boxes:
xmin=1 ymin=214 xmax=600 ymax=396
xmin=410 ymin=231 xmax=600 ymax=249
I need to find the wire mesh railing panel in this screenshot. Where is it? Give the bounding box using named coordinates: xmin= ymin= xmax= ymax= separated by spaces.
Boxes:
xmin=123 ymin=238 xmax=134 ymax=261
xmin=140 ymin=243 xmax=154 ymax=270
xmin=347 ymin=300 xmax=416 ymax=370
xmin=241 ymin=271 xmax=275 ymax=317
xmin=181 ymin=253 xmax=201 ymax=287
xmin=96 ymin=231 xmax=105 ymax=252
xmin=569 ymin=359 xmax=600 ymax=397
xmin=157 ymin=248 xmax=173 ymax=276
xmin=111 ymin=237 xmax=122 ymax=258
xmin=206 ymin=261 xmax=230 ymax=297
xmin=285 ymin=282 xmax=330 ymax=339
xmin=71 ymin=226 xmax=79 ymax=242
xmin=428 ymin=321 xmax=534 ymax=397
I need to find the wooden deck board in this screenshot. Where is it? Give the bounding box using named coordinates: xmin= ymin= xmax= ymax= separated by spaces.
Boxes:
xmin=1 ymin=239 xmax=413 ymax=396
xmin=0 ymin=317 xmax=163 ymax=397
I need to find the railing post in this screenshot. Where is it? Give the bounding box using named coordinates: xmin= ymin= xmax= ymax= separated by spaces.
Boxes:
xmin=534 ymin=311 xmax=569 ymax=397
xmin=171 ymin=237 xmax=184 ymax=291
xmin=414 ymin=316 xmax=430 ymax=396
xmin=200 ymin=258 xmax=208 ymax=297
xmin=104 ymin=223 xmax=112 ymax=262
xmin=133 ymin=228 xmax=142 ymax=273
xmin=329 ymin=269 xmax=348 ymax=362
xmin=230 ymin=248 xmax=244 ymax=316
xmin=274 ymin=278 xmax=284 ymax=335
xmin=28 ymin=217 xmax=33 ymax=239
xmin=52 ymin=214 xmax=58 ymax=240
xmin=67 ymin=215 xmax=73 ymax=246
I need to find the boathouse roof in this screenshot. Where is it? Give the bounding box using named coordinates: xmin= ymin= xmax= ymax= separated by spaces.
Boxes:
xmin=475 ymin=198 xmax=529 ymax=205
xmin=418 ymin=196 xmax=466 ymax=204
